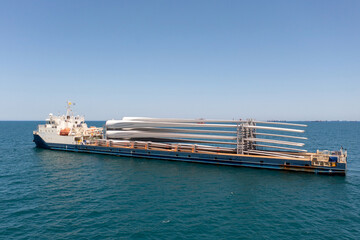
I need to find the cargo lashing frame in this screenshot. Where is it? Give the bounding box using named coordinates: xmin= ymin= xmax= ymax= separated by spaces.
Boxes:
xmin=236 ymin=119 xmax=256 ymax=155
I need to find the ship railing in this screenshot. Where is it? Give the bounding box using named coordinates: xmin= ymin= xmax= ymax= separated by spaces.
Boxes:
xmin=314 ymin=150 xmax=347 ymax=163
xmin=85 ymin=139 xmax=237 ymax=154
xmin=310 ymin=150 xmax=347 ymax=167
xmin=85 ymin=139 xmax=311 ymax=158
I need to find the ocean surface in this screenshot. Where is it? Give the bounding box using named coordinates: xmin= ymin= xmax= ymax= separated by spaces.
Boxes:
xmin=0 ymin=121 xmax=359 ymax=239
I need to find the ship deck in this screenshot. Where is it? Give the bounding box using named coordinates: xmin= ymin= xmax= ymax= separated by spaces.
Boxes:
xmin=33 ymin=133 xmax=347 ymax=175
xmin=85 ymin=140 xmax=313 ymax=161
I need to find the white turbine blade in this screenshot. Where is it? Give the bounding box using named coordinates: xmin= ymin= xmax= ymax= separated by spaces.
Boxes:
xmin=122 ymin=117 xmax=245 ymax=123
xmin=245 ymin=137 xmax=304 ymax=147
xmin=106 ymin=120 xmax=238 ymax=129
xmin=106 ymin=130 xmax=237 ymax=140
xmin=254 ymin=132 xmax=307 ymax=140
xmin=245 ymin=150 xmax=306 ymax=159
xmin=244 ymin=125 xmax=304 ymax=133
xmin=121 ymin=117 xmax=307 ymax=127
xmin=120 ymin=127 xmax=237 ymax=134
xmin=253 ymin=144 xmax=307 ymax=152
xmin=168 ymin=139 xmax=237 ymax=145
xmin=254 ymin=121 xmax=307 ymax=127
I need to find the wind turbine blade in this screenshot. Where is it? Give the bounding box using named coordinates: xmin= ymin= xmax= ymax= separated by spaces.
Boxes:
xmin=253 ymin=144 xmax=307 ymax=152
xmin=245 ymin=138 xmax=305 ymax=147
xmin=254 ymin=132 xmax=307 ymax=140
xmin=244 ymin=125 xmax=305 ymax=133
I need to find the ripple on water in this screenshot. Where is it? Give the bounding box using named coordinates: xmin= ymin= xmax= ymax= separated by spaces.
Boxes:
xmin=0 ymin=121 xmax=360 ymax=239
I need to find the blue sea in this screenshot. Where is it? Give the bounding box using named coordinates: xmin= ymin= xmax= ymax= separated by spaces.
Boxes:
xmin=0 ymin=121 xmax=359 ymax=239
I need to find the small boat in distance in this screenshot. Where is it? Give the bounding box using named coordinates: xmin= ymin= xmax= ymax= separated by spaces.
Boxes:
xmin=33 ymin=102 xmax=347 ymax=175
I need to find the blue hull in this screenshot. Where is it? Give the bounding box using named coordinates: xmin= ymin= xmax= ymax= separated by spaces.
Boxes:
xmin=33 ymin=134 xmax=346 ymax=175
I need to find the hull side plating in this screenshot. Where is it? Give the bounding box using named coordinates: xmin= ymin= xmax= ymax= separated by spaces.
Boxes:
xmin=33 ymin=134 xmax=346 ymax=175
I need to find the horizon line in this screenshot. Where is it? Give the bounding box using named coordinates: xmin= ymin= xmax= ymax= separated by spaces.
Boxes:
xmin=0 ymin=119 xmax=359 ymax=122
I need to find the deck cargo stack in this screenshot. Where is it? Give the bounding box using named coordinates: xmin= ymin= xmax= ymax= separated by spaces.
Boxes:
xmin=33 ymin=102 xmax=348 ymax=175
xmin=105 ymin=117 xmax=308 ymax=158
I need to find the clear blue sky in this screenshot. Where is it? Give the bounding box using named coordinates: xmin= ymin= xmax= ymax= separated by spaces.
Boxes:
xmin=0 ymin=0 xmax=359 ymax=120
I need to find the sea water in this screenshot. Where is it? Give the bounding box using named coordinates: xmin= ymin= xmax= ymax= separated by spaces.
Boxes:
xmin=0 ymin=121 xmax=359 ymax=239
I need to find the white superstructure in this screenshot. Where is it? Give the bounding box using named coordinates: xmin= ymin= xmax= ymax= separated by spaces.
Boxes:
xmin=34 ymin=101 xmax=102 ymax=145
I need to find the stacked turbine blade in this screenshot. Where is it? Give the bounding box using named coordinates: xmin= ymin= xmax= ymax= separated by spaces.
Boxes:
xmin=105 ymin=117 xmax=308 ymax=155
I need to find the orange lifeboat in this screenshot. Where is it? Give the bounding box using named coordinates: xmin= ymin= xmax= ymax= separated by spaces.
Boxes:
xmin=60 ymin=128 xmax=71 ymax=136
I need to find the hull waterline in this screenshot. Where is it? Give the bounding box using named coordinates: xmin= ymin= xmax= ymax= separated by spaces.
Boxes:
xmin=33 ymin=133 xmax=346 ymax=175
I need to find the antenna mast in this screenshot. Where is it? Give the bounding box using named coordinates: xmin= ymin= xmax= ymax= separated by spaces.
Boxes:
xmin=66 ymin=101 xmax=74 ymax=117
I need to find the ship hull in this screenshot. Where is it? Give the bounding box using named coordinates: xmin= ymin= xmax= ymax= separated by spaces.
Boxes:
xmin=33 ymin=134 xmax=346 ymax=175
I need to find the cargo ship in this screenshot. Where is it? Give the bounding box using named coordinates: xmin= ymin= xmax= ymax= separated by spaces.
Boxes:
xmin=33 ymin=102 xmax=347 ymax=175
